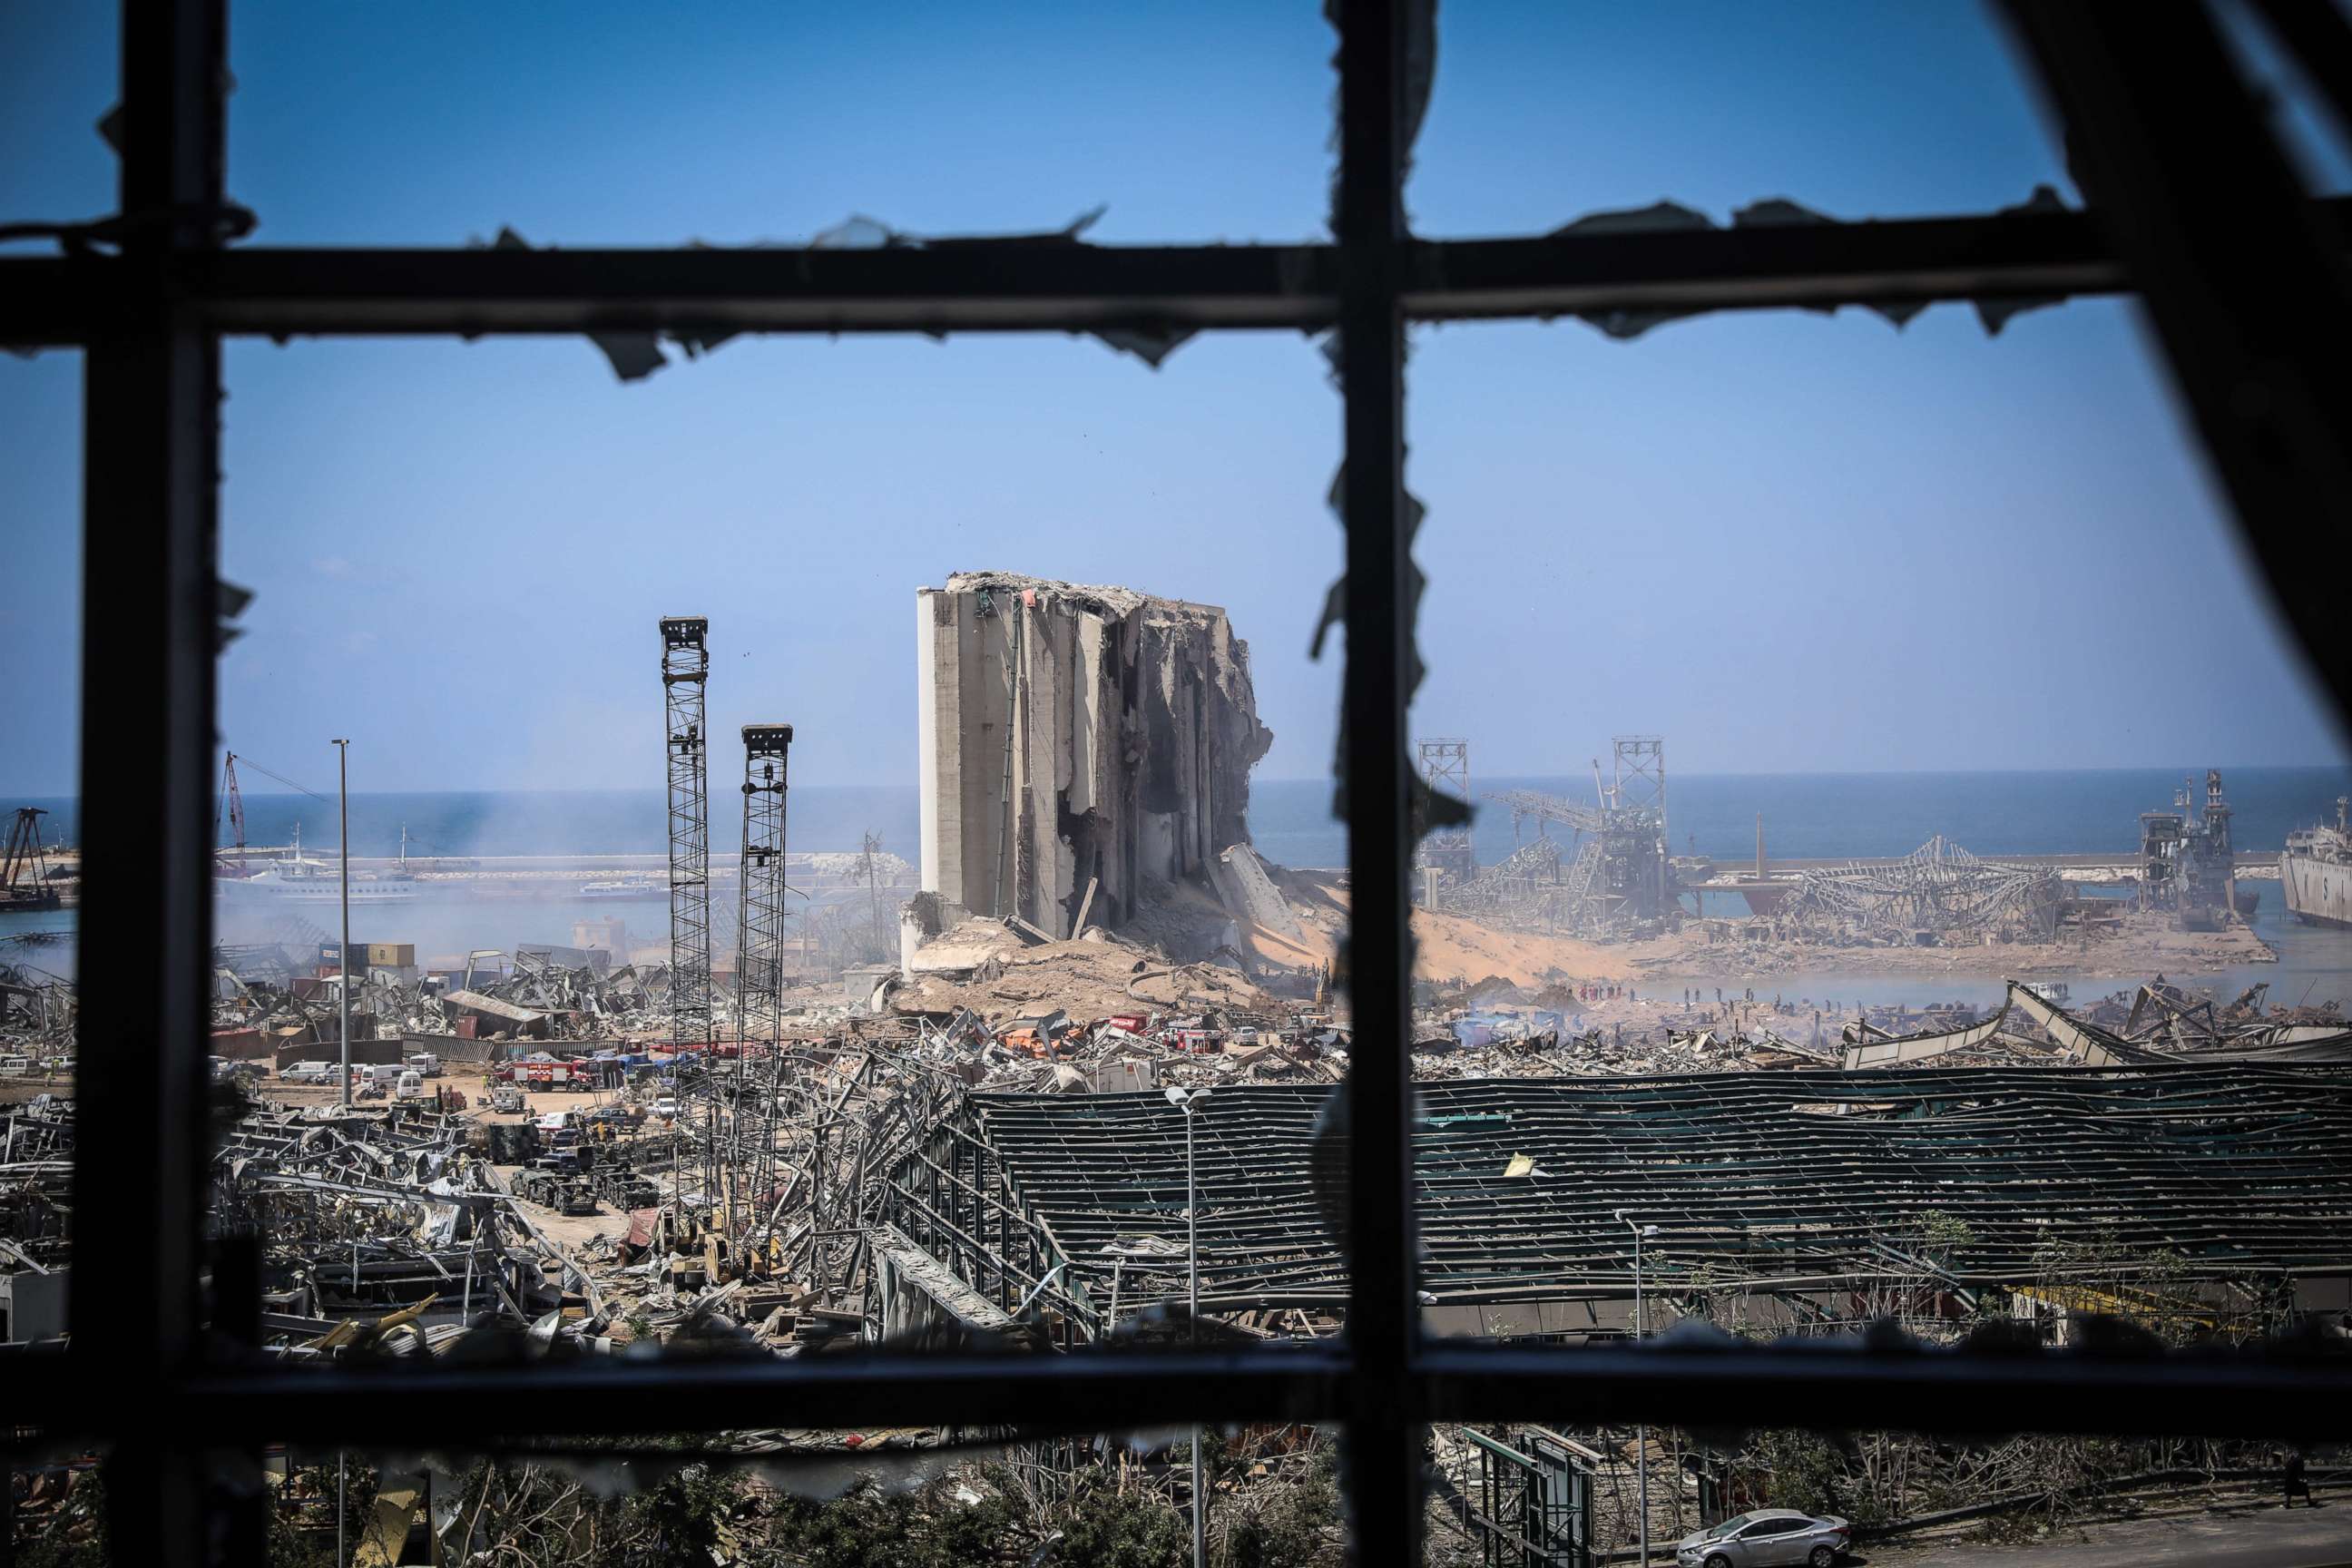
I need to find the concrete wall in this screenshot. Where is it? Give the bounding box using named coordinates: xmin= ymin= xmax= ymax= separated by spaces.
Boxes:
xmin=916 ymin=573 xmax=1272 ymax=937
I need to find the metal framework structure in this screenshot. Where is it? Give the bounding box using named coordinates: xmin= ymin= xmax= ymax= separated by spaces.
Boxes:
xmin=660 ymin=615 xmax=713 ymax=1050
xmin=1609 ymin=736 xmax=1667 ymax=914
xmin=1780 ymin=836 xmax=2063 ymax=941
xmin=1480 ymin=776 xmax=1672 ymax=936
xmin=1456 ymin=1426 xmax=1597 ymax=1568
xmin=2138 ymin=769 xmax=2241 ymax=929
xmin=726 ymin=722 xmax=792 ymax=1220
xmin=1416 ymin=738 xmax=1476 ymax=896
xmin=13 ymin=0 xmax=2352 ymax=1560
xmin=0 ymin=808 xmax=62 ymax=913
xmin=736 ymin=725 xmax=793 ymax=1027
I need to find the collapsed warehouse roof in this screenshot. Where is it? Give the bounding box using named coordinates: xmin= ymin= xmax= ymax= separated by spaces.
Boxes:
xmin=883 ymin=1067 xmax=2352 ymax=1338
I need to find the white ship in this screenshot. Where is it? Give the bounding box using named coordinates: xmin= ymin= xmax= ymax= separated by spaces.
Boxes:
xmin=580 ymin=877 xmax=663 ymax=900
xmin=215 ymin=822 xmax=419 ymax=906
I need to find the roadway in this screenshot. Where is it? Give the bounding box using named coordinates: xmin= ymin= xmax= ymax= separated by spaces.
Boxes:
xmin=1870 ymin=1504 xmax=2352 ymax=1568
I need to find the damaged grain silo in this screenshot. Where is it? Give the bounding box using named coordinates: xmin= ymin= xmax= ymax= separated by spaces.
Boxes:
xmin=914 ymin=571 xmax=1273 ymax=938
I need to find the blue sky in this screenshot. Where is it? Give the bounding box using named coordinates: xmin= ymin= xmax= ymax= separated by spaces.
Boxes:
xmin=4 ymin=1 xmax=2346 ymax=796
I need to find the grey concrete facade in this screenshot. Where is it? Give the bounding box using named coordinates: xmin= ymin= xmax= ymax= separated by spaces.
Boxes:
xmin=916 ymin=571 xmax=1272 ymax=938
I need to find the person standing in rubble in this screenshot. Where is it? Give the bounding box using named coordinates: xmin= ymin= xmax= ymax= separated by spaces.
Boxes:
xmin=2284 ymin=1448 xmax=2314 ymax=1508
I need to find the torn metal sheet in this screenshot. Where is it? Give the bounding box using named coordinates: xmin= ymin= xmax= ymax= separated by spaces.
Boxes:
xmin=485 ymin=209 xmax=1204 ymax=382
xmin=1553 ymin=184 xmax=2079 ymax=340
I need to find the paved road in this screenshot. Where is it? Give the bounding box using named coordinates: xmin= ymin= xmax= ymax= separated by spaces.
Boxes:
xmin=1871 ymin=1504 xmax=2352 ymax=1567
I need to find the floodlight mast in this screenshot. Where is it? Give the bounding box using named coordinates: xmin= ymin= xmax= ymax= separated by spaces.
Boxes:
xmin=1171 ymin=1085 xmax=1214 ymax=1568
xmin=332 ymin=739 xmax=351 ymax=1110
xmin=1619 ymin=1210 xmax=1661 ymax=1568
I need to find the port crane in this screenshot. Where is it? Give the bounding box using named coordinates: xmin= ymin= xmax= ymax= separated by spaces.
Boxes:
xmin=0 ymin=807 xmax=62 ymax=912
xmin=216 ymin=751 xmax=251 ymax=877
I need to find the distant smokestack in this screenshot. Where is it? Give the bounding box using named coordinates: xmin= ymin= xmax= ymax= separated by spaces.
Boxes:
xmin=1756 ymin=813 xmax=1766 ymax=881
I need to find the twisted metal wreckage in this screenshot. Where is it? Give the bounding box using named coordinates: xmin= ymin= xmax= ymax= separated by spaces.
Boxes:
xmin=186 ymin=1035 xmax=978 ymax=1357
xmin=1842 ymin=978 xmax=2352 ymax=1070
xmin=1781 ymin=837 xmax=2064 ymax=944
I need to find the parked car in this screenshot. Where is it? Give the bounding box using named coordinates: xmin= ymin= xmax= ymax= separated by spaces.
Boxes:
xmin=280 ymin=1062 xmax=335 ymax=1083
xmin=1675 ymin=1511 xmax=1849 ymax=1568
xmin=405 ymin=1053 xmax=442 ymax=1078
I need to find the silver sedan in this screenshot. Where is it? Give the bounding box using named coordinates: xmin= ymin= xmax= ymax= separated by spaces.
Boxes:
xmin=1673 ymin=1509 xmax=1851 ymax=1568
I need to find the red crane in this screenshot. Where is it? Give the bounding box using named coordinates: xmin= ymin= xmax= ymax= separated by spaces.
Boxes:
xmin=216 ymin=752 xmax=250 ymax=878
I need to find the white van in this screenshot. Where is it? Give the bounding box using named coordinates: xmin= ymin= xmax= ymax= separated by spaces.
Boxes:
xmin=280 ymin=1061 xmax=334 ymax=1083
xmin=395 ymin=1070 xmax=426 ymax=1101
xmin=406 ymin=1054 xmax=442 ymax=1078
xmin=362 ymin=1063 xmax=405 ymax=1087
xmin=0 ymin=1055 xmax=33 ymax=1077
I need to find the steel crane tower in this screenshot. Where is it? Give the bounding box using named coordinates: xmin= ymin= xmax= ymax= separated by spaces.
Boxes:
xmin=660 ymin=617 xmax=714 ymax=1050
xmin=734 ymin=724 xmax=792 ymax=1254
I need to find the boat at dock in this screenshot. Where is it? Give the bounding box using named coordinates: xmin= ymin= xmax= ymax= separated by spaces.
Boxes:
xmin=580 ymin=877 xmax=662 ymax=900
xmin=215 ymin=822 xmax=418 ymax=906
xmin=2282 ymin=797 xmax=2352 ymax=930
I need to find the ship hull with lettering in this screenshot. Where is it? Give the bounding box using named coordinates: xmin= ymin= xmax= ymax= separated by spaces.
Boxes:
xmin=2282 ymin=798 xmax=2352 ymax=930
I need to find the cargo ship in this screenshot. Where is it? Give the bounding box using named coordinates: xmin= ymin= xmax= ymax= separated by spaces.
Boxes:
xmin=2281 ymin=797 xmax=2352 ymax=929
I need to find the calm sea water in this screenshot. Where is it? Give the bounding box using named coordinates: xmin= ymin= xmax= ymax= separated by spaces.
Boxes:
xmin=8 ymin=767 xmax=2352 ymax=996
xmin=22 ymin=765 xmax=2344 ymax=865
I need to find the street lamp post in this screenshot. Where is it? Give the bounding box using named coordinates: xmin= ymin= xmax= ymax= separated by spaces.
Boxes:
xmin=1168 ymin=1085 xmax=1214 ymax=1568
xmin=332 ymin=739 xmax=352 ymax=1109
xmin=1619 ymin=1211 xmax=1661 ymax=1568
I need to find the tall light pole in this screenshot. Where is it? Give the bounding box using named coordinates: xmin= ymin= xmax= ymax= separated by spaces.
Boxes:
xmin=333 ymin=738 xmax=352 ymax=1110
xmin=1619 ymin=1211 xmax=1660 ymax=1568
xmin=1168 ymin=1084 xmax=1214 ymax=1568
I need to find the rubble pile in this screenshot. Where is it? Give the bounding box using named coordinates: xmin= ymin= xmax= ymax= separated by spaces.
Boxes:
xmin=210 ymin=1097 xmax=622 ymax=1353
xmin=0 ymin=957 xmax=74 ymax=1063
xmin=1 ymin=1093 xmax=72 ymax=1289
xmin=893 ymin=916 xmax=1282 ymax=1024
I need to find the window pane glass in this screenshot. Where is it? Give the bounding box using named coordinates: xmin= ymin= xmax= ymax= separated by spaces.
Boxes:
xmin=216 ymin=332 xmax=1343 ymax=1361
xmin=228 ymin=2 xmax=1337 ymax=246
xmin=207 ymin=1430 xmax=1336 ymax=1565
xmin=0 ymin=8 xmax=115 ymax=237
xmin=1432 ymin=1423 xmax=2340 ymax=1563
xmin=1411 ymin=2 xmax=2068 ymax=236
xmin=0 ymin=351 xmax=79 ymax=1341
xmin=1406 ymin=304 xmax=2352 ymax=1352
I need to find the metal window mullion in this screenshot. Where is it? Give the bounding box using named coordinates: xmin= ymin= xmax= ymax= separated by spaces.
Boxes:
xmin=1417 ymin=1344 xmax=2352 ymax=1441
xmin=15 ymin=201 xmax=2352 ymax=348
xmin=72 ymin=0 xmax=230 ymax=1563
xmin=1336 ymin=0 xmax=1421 ymax=1561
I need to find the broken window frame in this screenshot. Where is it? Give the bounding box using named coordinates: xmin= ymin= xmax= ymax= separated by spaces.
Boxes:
xmin=5 ymin=0 xmax=2352 ymax=1562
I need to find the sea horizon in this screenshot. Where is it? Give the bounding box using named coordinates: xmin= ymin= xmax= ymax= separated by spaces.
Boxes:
xmin=11 ymin=763 xmax=2352 ymax=868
